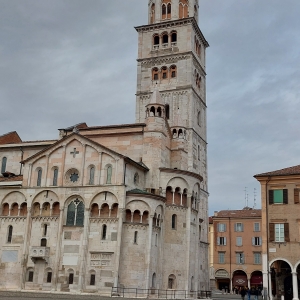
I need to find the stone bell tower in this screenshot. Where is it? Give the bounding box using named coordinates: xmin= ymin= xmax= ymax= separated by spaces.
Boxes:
xmin=135 ymin=0 xmax=209 ymax=192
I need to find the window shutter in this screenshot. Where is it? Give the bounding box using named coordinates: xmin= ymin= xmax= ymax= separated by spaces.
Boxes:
xmin=269 ymin=190 xmax=274 ymax=204
xmin=284 ymin=223 xmax=290 ymax=242
xmin=234 ymin=224 xmax=237 ymax=232
xmin=217 ymin=237 xmax=220 ymax=245
xmin=269 ymin=223 xmax=275 ymax=242
xmin=224 ymin=237 xmax=226 ymax=246
xmin=283 ymin=189 xmax=288 ymax=204
xmin=252 ymin=237 xmax=255 ymax=246
xmin=224 ymin=224 xmax=227 ymax=232
xmin=241 ymin=223 xmax=244 ymax=232
xmin=294 ymin=188 xmax=299 ymax=204
xmin=259 ymin=237 xmax=262 ymax=246
xmin=217 ymin=224 xmax=220 ymax=232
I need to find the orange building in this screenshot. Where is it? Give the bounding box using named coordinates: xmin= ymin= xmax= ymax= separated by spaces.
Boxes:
xmin=209 ymin=208 xmax=262 ymax=292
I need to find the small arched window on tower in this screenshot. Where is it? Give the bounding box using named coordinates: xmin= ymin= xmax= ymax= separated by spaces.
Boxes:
xmin=161 ymin=66 xmax=168 ymax=79
xmin=198 ymin=76 xmax=201 ymax=89
xmin=1 ymin=157 xmax=7 ymax=174
xmin=7 ymin=225 xmax=13 ymax=243
xmin=153 ymin=34 xmax=160 ymax=49
xmin=162 ymin=4 xmax=167 ymax=19
xmin=179 ymin=0 xmax=189 ymax=18
xmin=171 ymin=31 xmax=177 ymax=45
xmin=37 ymin=169 xmax=42 ymax=187
xmin=171 ymin=214 xmax=177 ymax=229
xmin=150 ymin=3 xmax=155 ymax=24
xmin=170 ymin=65 xmax=177 ymax=78
xmin=198 ymin=111 xmax=201 ymax=126
xmin=134 ymin=231 xmax=138 ymax=244
xmin=198 ymin=145 xmax=200 ymax=160
xmin=162 ymin=33 xmax=169 ymax=46
xmin=152 ymin=68 xmax=159 ymax=81
xmin=167 ymin=3 xmax=171 ymax=18
xmin=165 ymin=104 xmax=170 ymax=119
xmin=102 ymin=224 xmax=107 ymax=240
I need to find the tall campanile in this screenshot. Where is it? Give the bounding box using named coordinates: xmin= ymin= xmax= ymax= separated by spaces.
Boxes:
xmin=134 ymin=0 xmax=210 ymax=291
xmin=135 ymin=0 xmax=208 ymax=191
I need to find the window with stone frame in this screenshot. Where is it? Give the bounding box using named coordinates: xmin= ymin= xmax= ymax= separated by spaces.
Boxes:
xmin=66 ymin=199 xmax=84 ymax=226
xmin=269 ymin=223 xmax=289 ymax=242
xmin=171 ymin=214 xmax=177 ymax=229
xmin=7 ymin=225 xmax=13 ymax=243
xmin=235 ymin=222 xmax=244 ymax=232
xmin=254 ymin=252 xmax=261 ymax=264
xmin=217 ymin=236 xmax=226 ymax=246
xmin=254 ymin=222 xmax=260 ymax=232
xmin=252 ymin=236 xmax=262 ymax=246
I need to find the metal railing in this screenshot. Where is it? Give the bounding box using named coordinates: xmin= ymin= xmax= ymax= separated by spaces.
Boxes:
xmin=111 ymin=287 xmax=212 ymax=299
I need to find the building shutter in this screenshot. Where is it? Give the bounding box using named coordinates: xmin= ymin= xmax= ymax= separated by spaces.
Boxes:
xmin=294 ymin=188 xmax=299 ymax=204
xmin=259 ymin=237 xmax=262 ymax=245
xmin=224 ymin=224 xmax=227 ymax=232
xmin=269 ymin=190 xmax=274 ymax=204
xmin=252 ymin=237 xmax=255 ymax=246
xmin=217 ymin=237 xmax=220 ymax=245
xmin=224 ymin=237 xmax=227 ymax=246
xmin=269 ymin=223 xmax=275 ymax=242
xmin=241 ymin=223 xmax=244 ymax=232
xmin=284 ymin=223 xmax=290 ymax=242
xmin=283 ymin=189 xmax=288 ymax=204
xmin=234 ymin=224 xmax=237 ymax=232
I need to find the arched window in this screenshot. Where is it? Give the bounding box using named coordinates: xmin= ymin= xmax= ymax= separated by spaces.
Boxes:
xmin=52 ymin=202 xmax=60 ymax=216
xmin=161 ymin=66 xmax=168 ymax=79
xmin=2 ymin=203 xmax=9 ymax=216
xmin=46 ymin=269 xmax=52 ymax=283
xmin=162 ymin=4 xmax=166 ymax=19
xmin=157 ymin=107 xmax=162 ymax=117
xmin=111 ymin=203 xmax=118 ymax=218
xmin=37 ymin=169 xmax=42 ymax=186
xmin=171 ymin=32 xmax=177 ymax=43
xmin=43 ymin=224 xmax=48 ymax=236
xmin=152 ymin=68 xmax=159 ymax=81
xmin=179 ymin=0 xmax=189 ymax=18
xmin=20 ymin=202 xmax=27 ymax=216
xmin=11 ymin=203 xmax=18 ymax=216
xmin=41 ymin=238 xmax=47 ymax=247
xmin=150 ymin=106 xmax=156 ymax=116
xmin=152 ymin=273 xmax=156 ymax=288
xmin=66 ymin=199 xmax=84 ymax=226
xmin=1 ymin=157 xmax=7 ymax=173
xmin=150 ymin=3 xmax=155 ymax=24
xmin=168 ymin=274 xmax=176 ymax=289
xmin=90 ymin=272 xmax=96 ymax=286
xmin=198 ymin=111 xmax=201 ymax=126
xmin=167 ymin=3 xmax=171 ymax=18
xmin=134 ymin=172 xmax=139 ymax=185
xmin=106 ymin=165 xmax=112 ymax=184
xmin=91 ymin=203 xmax=99 ymax=217
xmin=89 ymin=166 xmax=95 ymax=185
xmin=153 ymin=35 xmax=159 ymax=46
xmin=198 ymin=145 xmax=200 ymax=160
xmin=68 ymin=272 xmax=74 ymax=284
xmin=165 ymin=104 xmax=170 ymax=119
xmin=53 ymin=168 xmax=58 ymax=186
xmin=134 ymin=231 xmax=138 ymax=244
xmin=102 ymin=224 xmax=107 ymax=240
xmin=162 ymin=33 xmax=168 ymax=45
xmin=171 ymin=214 xmax=177 ymax=229
xmin=7 ymin=225 xmax=13 ymax=243
xmin=170 ymin=65 xmax=177 ymax=78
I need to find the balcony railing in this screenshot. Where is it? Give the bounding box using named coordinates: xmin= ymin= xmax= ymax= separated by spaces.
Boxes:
xmin=30 ymin=246 xmax=50 ymax=263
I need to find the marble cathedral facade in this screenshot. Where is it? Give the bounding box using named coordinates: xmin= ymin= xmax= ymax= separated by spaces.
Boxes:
xmin=0 ymin=0 xmax=209 ymax=294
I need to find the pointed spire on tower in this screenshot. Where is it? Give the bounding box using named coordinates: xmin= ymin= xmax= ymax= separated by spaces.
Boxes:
xmin=149 ymin=86 xmax=164 ymax=105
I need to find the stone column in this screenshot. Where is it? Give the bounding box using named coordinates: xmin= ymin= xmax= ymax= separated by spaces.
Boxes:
xmin=113 ymin=208 xmax=125 ymax=287
xmin=78 ymin=208 xmax=90 ymax=291
xmin=185 ymin=195 xmax=192 ymax=291
xmin=172 ymin=192 xmax=175 ymax=204
xmin=98 ymin=152 xmax=102 ymax=185
xmin=53 ymin=208 xmax=64 ymax=291
xmin=248 ymin=279 xmax=250 ymax=288
xmin=145 ymin=215 xmax=154 ymax=290
xmin=180 ymin=193 xmax=183 ymax=206
xmin=20 ymin=207 xmax=32 ymax=289
xmin=292 ymin=272 xmax=299 ymax=300
xmin=269 ymin=272 xmax=273 ymax=300
xmin=27 ymin=163 xmax=32 ymax=186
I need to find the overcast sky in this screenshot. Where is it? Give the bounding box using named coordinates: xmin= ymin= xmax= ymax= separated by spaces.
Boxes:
xmin=1 ymin=1 xmax=300 ymax=215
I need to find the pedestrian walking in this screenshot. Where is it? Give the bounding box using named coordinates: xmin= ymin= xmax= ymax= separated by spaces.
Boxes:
xmin=254 ymin=287 xmax=259 ymax=300
xmin=247 ymin=287 xmax=251 ymax=300
xmin=241 ymin=287 xmax=246 ymax=300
